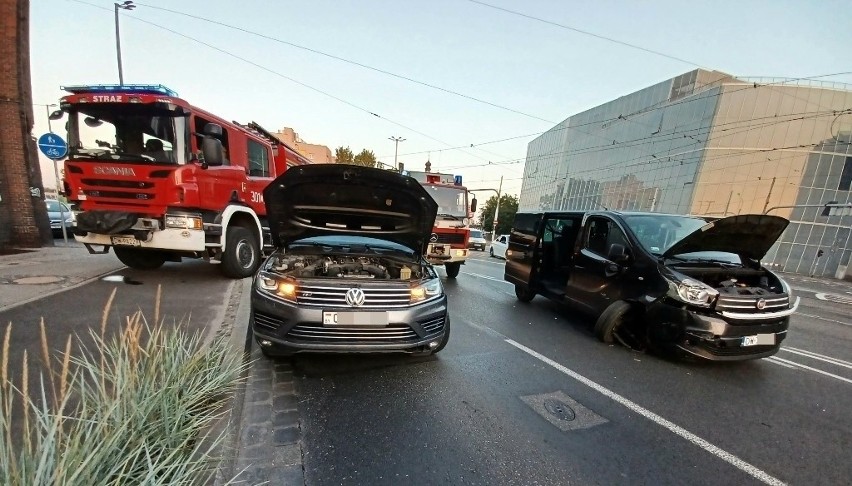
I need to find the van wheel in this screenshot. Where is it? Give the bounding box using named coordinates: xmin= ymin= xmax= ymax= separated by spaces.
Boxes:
xmin=594 ymin=301 xmax=633 ymax=344
xmin=514 ymin=285 xmax=535 ymax=303
xmin=221 ymin=227 xmax=259 ymax=279
xmin=445 ymin=262 xmax=461 ymax=278
xmin=114 ymin=247 xmax=166 ymax=270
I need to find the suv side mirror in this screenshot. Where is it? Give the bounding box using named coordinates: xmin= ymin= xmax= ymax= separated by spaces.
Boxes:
xmin=607 ymin=243 xmax=630 ymax=264
xmin=470 ymin=197 xmax=477 ymax=213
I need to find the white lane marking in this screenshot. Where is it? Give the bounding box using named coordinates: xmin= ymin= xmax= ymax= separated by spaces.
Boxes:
xmin=794 ymin=312 xmax=851 ymax=327
xmin=465 ymin=257 xmax=507 ymax=267
xmin=814 ymin=292 xmax=852 ymax=305
xmin=780 ymin=347 xmax=852 ymax=370
xmin=764 ymin=357 xmax=797 ymax=369
xmin=769 ymin=356 xmax=852 ymax=385
xmin=505 ymin=339 xmax=786 ymax=486
xmin=464 ymin=271 xmax=512 ymax=285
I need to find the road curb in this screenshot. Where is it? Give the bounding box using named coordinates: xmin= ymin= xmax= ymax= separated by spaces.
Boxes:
xmin=214 ymin=278 xmax=304 ymax=485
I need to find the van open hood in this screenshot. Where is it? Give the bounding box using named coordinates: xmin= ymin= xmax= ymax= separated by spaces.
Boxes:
xmin=662 ymin=214 xmax=789 ymax=261
xmin=264 ymin=165 xmax=438 ymax=253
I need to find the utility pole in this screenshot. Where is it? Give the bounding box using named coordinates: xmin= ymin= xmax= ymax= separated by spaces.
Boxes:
xmin=762 ymin=176 xmax=777 ymax=215
xmin=114 ymin=1 xmax=136 ymax=85
xmin=389 ymin=136 xmax=405 ymax=171
xmin=491 ymin=175 xmax=503 ymax=239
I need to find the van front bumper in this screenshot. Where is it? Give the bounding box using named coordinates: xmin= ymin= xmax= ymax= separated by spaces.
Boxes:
xmin=646 ymin=298 xmax=797 ymax=361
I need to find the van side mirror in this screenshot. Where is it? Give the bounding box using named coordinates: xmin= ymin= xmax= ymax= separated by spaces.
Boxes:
xmin=470 ymin=197 xmax=477 ymax=213
xmin=201 ymin=137 xmax=224 ymax=167
xmin=607 ymin=243 xmax=630 ymax=264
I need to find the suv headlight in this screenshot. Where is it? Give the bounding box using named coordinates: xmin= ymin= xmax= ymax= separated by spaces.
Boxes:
xmin=410 ymin=278 xmax=443 ymax=304
xmin=256 ymin=272 xmax=297 ymax=301
xmin=668 ymin=276 xmax=718 ymax=307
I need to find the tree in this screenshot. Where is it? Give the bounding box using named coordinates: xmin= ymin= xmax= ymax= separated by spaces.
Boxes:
xmin=334 ymin=146 xmax=354 ymax=164
xmin=353 ymin=149 xmax=377 ymax=168
xmin=478 ymin=194 xmax=519 ymax=236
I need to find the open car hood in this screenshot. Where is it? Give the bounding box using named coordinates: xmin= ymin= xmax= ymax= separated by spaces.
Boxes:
xmin=662 ymin=214 xmax=789 ymax=261
xmin=264 ymin=165 xmax=438 ymax=254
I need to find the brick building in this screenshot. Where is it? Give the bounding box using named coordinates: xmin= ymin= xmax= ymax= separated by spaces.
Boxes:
xmin=273 ymin=127 xmax=333 ymax=164
xmin=0 ymin=0 xmax=50 ymax=248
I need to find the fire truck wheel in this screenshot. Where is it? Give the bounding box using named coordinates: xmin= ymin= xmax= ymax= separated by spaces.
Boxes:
xmin=221 ymin=227 xmax=260 ymax=279
xmin=113 ymin=247 xmax=166 ymax=270
xmin=445 ymin=262 xmax=461 ymax=278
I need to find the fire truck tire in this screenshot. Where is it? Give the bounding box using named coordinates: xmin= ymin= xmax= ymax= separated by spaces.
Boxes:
xmin=221 ymin=227 xmax=260 ymax=279
xmin=113 ymin=247 xmax=166 ymax=270
xmin=445 ymin=262 xmax=461 ymax=278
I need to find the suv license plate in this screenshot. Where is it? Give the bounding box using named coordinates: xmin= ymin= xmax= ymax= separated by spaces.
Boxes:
xmin=742 ymin=334 xmax=775 ymax=346
xmin=111 ymin=236 xmax=140 ymax=247
xmin=323 ymin=311 xmax=388 ymax=327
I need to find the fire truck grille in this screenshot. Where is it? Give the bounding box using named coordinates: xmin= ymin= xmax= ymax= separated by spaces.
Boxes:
xmin=435 ymin=233 xmax=465 ymax=245
xmin=84 ymin=190 xmax=155 ymax=200
xmin=81 ymin=178 xmax=155 ymax=189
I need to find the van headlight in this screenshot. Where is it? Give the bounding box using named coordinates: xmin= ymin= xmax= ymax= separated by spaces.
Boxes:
xmin=410 ymin=278 xmax=443 ymax=304
xmin=256 ymin=272 xmax=297 ymax=301
xmin=779 ymin=277 xmax=794 ymax=304
xmin=668 ymin=276 xmax=718 ymax=307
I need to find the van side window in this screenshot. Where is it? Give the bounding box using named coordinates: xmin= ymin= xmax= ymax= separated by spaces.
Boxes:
xmin=585 ymin=218 xmax=628 ymax=257
xmin=247 ymin=139 xmax=270 ymax=177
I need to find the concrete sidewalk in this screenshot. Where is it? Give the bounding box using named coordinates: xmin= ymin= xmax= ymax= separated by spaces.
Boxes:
xmin=0 ymin=241 xmax=124 ymax=311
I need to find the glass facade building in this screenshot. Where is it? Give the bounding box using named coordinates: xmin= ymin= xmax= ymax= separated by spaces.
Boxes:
xmin=519 ymin=69 xmax=852 ymax=279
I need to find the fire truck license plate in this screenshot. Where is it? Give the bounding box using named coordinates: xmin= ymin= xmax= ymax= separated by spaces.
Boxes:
xmin=111 ymin=236 xmax=140 ymax=247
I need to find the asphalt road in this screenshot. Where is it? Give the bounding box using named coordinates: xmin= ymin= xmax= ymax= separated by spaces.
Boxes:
xmin=292 ymin=250 xmax=852 ymax=486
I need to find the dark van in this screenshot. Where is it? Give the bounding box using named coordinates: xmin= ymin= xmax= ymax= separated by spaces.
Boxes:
xmin=504 ymin=211 xmax=799 ymax=361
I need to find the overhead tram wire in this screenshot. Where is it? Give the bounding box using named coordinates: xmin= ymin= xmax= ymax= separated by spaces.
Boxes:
xmin=131 ymin=2 xmax=557 ymax=125
xmin=387 ymin=73 xmax=852 ymax=165
xmin=67 ymin=0 xmax=495 ymax=164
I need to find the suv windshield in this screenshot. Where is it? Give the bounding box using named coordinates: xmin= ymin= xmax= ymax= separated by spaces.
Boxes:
xmin=66 ymin=103 xmax=188 ymax=164
xmin=622 ymin=214 xmax=708 ymax=255
xmin=425 ymin=186 xmax=468 ymax=218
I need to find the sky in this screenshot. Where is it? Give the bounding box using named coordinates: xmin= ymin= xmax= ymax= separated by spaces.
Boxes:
xmin=30 ymin=0 xmax=850 ymax=202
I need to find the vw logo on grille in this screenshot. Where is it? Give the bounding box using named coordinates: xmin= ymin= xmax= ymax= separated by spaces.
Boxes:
xmin=345 ymin=288 xmax=366 ymax=307
xmin=430 ymin=233 xmax=439 ymax=242
xmin=756 ymin=298 xmax=766 ymax=310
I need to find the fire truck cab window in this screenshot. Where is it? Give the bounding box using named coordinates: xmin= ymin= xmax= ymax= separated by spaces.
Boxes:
xmin=247 ymin=139 xmax=270 ymax=177
xmin=67 ymin=104 xmax=186 ymax=164
xmin=428 ymin=186 xmax=468 ymax=218
xmin=194 ymin=116 xmax=230 ymax=165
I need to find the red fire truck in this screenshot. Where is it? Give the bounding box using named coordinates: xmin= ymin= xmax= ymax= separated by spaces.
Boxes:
xmin=54 ymin=84 xmax=312 ymax=278
xmin=403 ymin=170 xmax=476 ymax=278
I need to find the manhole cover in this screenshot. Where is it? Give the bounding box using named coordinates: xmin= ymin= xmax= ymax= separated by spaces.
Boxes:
xmin=12 ymin=276 xmax=64 ymax=285
xmin=815 ymin=293 xmax=852 ymax=305
xmin=543 ymin=398 xmax=576 ymax=421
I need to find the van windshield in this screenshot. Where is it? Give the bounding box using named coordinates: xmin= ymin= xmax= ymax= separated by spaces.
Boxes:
xmin=622 ymin=214 xmax=708 ymax=255
xmin=470 ymin=230 xmax=482 ymax=238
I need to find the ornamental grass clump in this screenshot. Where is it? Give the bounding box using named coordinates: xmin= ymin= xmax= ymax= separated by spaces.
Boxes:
xmin=0 ymin=286 xmax=245 ymax=485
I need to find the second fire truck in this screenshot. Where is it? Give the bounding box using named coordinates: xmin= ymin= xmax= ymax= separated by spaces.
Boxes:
xmin=403 ymin=170 xmax=476 ymax=278
xmin=54 ymin=84 xmax=312 ymax=278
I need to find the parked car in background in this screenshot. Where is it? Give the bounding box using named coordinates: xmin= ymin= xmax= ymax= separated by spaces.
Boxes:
xmin=250 ymin=164 xmax=450 ymax=358
xmin=45 ymin=199 xmax=75 ymax=237
xmin=468 ymin=229 xmax=487 ymax=251
xmin=490 ymin=234 xmax=509 ymax=258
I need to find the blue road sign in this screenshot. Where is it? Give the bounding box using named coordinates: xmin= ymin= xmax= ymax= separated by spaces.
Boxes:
xmin=38 ymin=133 xmax=68 ymax=160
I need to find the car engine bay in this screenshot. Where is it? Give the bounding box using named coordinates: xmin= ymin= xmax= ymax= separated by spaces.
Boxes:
xmin=673 ymin=265 xmax=786 ymax=296
xmin=269 ymin=254 xmax=426 ymax=280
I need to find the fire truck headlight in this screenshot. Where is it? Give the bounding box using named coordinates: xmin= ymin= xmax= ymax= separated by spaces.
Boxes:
xmin=462 ymin=218 xmax=470 ymax=225
xmin=165 ymin=215 xmax=203 ymax=230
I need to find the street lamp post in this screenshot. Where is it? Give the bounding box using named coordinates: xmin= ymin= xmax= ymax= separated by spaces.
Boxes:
xmin=491 ymin=175 xmax=503 ymax=239
xmin=389 ymin=136 xmax=405 ymax=171
xmin=114 ymin=1 xmax=136 ymax=85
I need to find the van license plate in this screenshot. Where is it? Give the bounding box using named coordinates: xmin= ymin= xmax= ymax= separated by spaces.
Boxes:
xmin=111 ymin=236 xmax=140 ymax=247
xmin=323 ymin=311 xmax=388 ymax=327
xmin=742 ymin=334 xmax=775 ymax=346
